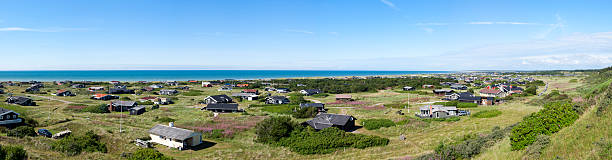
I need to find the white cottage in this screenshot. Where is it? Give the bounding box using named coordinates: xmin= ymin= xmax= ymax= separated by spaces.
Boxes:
xmin=148 ymin=123 xmax=202 ymax=150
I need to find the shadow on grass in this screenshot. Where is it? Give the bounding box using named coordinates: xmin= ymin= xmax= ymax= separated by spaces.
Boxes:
xmin=345 ymin=126 xmax=363 ymax=132
xmin=190 ymin=141 xmax=216 ymax=151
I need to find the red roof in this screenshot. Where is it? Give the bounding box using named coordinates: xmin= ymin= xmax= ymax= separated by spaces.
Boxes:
xmin=336 ymin=94 xmax=352 ymax=99
xmin=140 ymin=96 xmax=157 ymax=100
xmin=479 ymin=88 xmax=501 ymax=94
xmin=94 ymin=94 xmax=108 ymax=98
xmin=243 ymin=89 xmax=257 ymax=92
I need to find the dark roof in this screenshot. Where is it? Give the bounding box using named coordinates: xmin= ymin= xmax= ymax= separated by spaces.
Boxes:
xmin=305 ymin=113 xmax=355 ymax=130
xmin=205 ymin=103 xmax=239 ymax=111
xmin=7 ymin=96 xmax=32 ymax=104
xmin=112 ymin=101 xmax=136 ymax=106
xmin=300 ymin=103 xmax=325 ymax=108
xmin=148 ymin=124 xmax=196 ymax=141
xmin=208 ymin=95 xmax=233 ymax=102
xmin=302 ymin=89 xmax=321 ymax=94
xmin=267 ymin=96 xmax=287 ymax=100
xmin=130 ymin=106 xmax=146 ymax=111
xmin=0 ymin=107 xmax=17 ymax=115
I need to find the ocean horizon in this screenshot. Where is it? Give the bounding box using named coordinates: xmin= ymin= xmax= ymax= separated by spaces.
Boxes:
xmin=0 ymin=70 xmax=453 ymax=81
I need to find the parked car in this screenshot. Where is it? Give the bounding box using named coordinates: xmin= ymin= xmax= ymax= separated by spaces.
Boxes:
xmin=37 ymin=129 xmax=52 ymax=138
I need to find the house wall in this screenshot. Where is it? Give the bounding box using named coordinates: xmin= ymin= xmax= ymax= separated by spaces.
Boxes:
xmin=149 ymin=134 xmax=185 ymax=149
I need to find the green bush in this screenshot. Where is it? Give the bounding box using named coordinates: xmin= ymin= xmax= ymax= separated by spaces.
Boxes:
xmin=434 ymin=101 xmax=459 ymax=106
xmin=457 ymin=102 xmax=477 ymax=108
xmin=139 ymin=101 xmax=154 ymax=105
xmin=525 ymin=86 xmax=538 ymax=95
xmin=120 ymin=97 xmax=131 ymax=101
xmin=129 ymin=148 xmax=173 ymax=160
xmin=254 ymin=116 xmax=298 ymax=144
xmin=292 ymin=107 xmax=318 ymax=118
xmin=510 ymin=102 xmax=579 ymax=150
xmin=472 ymin=110 xmax=502 ymax=118
xmin=276 ymin=127 xmax=389 ymax=155
xmin=362 ymin=119 xmax=395 ymax=130
xmin=310 ymin=93 xmax=329 ymax=98
xmin=416 ymin=125 xmax=515 ymax=160
xmin=51 ymin=130 xmax=107 ymax=156
xmin=288 ymin=94 xmax=309 ymax=104
xmin=1 ymin=145 xmax=28 ymax=160
xmin=7 ymin=126 xmax=36 ymax=138
xmin=153 ymin=117 xmax=175 ymax=123
xmin=82 ymin=104 xmax=110 ymax=113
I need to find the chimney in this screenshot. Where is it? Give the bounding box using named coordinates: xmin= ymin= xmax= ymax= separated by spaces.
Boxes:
xmin=169 ymin=122 xmax=174 ymax=127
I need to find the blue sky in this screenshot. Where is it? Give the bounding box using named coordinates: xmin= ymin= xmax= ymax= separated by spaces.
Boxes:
xmin=1 ymin=0 xmax=611 ymax=71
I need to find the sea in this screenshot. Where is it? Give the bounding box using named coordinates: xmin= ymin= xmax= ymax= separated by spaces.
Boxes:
xmin=0 ymin=70 xmax=452 ymax=81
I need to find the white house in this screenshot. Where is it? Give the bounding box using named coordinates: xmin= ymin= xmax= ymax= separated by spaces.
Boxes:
xmin=148 ymin=123 xmax=202 ymax=150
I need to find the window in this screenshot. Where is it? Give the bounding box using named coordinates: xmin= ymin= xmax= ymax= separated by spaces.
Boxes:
xmin=13 ymin=115 xmax=16 ymax=119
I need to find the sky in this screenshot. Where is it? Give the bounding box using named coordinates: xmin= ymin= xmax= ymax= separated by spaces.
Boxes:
xmin=0 ymin=0 xmax=611 ymax=71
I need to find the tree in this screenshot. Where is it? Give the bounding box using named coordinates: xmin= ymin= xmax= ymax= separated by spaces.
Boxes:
xmin=525 ymin=86 xmax=537 ymax=95
xmin=129 ymin=148 xmax=173 ymax=160
xmin=255 ymin=116 xmax=297 ymax=144
xmin=292 ymin=107 xmax=318 ymax=118
xmin=7 ymin=126 xmax=36 ymax=138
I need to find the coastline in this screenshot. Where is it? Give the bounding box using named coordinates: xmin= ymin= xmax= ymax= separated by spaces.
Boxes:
xmin=0 ymin=70 xmax=454 ymax=82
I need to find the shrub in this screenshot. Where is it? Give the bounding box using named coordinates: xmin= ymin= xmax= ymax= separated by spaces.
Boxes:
xmin=457 ymin=102 xmax=477 ymax=108
xmin=472 ymin=110 xmax=502 ymax=118
xmin=7 ymin=126 xmax=36 ymax=138
xmin=292 ymin=107 xmax=318 ymax=118
xmin=276 ymin=127 xmax=389 ymax=155
xmin=254 ymin=116 xmax=298 ymax=144
xmin=120 ymin=97 xmax=131 ymax=101
xmin=129 ymin=148 xmax=173 ymax=160
xmin=82 ymin=104 xmax=110 ymax=113
xmin=434 ymin=101 xmax=459 ymax=106
xmin=416 ymin=125 xmax=515 ymax=160
xmin=153 ymin=117 xmax=175 ymax=123
xmin=288 ymin=94 xmax=309 ymax=104
xmin=51 ymin=130 xmax=107 ymax=156
xmin=362 ymin=119 xmax=395 ymax=130
xmin=525 ymin=135 xmax=551 ymax=159
xmin=310 ymin=93 xmax=329 ymax=98
xmin=421 ymin=116 xmax=461 ymax=122
xmin=1 ymin=145 xmax=27 ymax=160
xmin=510 ymin=102 xmax=579 ymax=150
xmin=139 ymin=101 xmax=154 ymax=105
xmin=525 ymin=86 xmax=538 ymax=95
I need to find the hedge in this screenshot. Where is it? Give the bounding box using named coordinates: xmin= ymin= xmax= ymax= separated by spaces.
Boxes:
xmin=277 ymin=127 xmax=389 ymax=155
xmin=52 ymin=130 xmax=107 ymax=156
xmin=362 ymin=119 xmax=395 ymax=130
xmin=510 ymin=101 xmax=579 ymax=150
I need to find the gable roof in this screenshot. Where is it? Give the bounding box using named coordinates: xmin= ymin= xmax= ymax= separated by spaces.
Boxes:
xmin=335 ymin=94 xmax=352 ymax=99
xmin=0 ymin=107 xmax=19 ymax=116
xmin=207 ymin=95 xmax=232 ymax=102
xmin=305 ymin=113 xmax=355 ymax=130
xmin=479 ymin=88 xmax=502 ymax=94
xmin=300 ymin=103 xmax=325 ymax=108
xmin=267 ymin=96 xmax=287 ymax=100
xmin=205 ymin=103 xmax=239 ymax=111
xmin=148 ymin=124 xmax=196 ymax=141
xmin=112 ymin=101 xmax=136 ymax=106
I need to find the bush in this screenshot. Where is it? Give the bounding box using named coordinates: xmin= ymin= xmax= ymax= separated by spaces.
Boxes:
xmin=260 ymin=104 xmax=296 ymax=115
xmin=129 ymin=148 xmax=173 ymax=160
xmin=457 ymin=102 xmax=477 ymax=108
xmin=525 ymin=86 xmax=538 ymax=95
xmin=7 ymin=126 xmax=36 ymax=138
xmin=510 ymin=102 xmax=579 ymax=150
xmin=292 ymin=107 xmax=318 ymax=118
xmin=310 ymin=93 xmax=329 ymax=98
xmin=1 ymin=145 xmax=28 ymax=160
xmin=288 ymin=94 xmax=309 ymax=104
xmin=82 ymin=104 xmax=110 ymax=113
xmin=254 ymin=116 xmax=298 ymax=144
xmin=362 ymin=119 xmax=395 ymax=130
xmin=472 ymin=110 xmax=502 ymax=118
xmin=525 ymin=135 xmax=551 ymax=159
xmin=120 ymin=97 xmax=131 ymax=101
xmin=421 ymin=116 xmax=461 ymax=122
xmin=139 ymin=101 xmax=154 ymax=105
xmin=276 ymin=127 xmax=389 ymax=155
xmin=51 ymin=130 xmax=107 ymax=156
xmin=153 ymin=117 xmax=175 ymax=123
xmin=416 ymin=125 xmax=515 ymax=160
xmin=434 ymin=101 xmax=458 ymax=106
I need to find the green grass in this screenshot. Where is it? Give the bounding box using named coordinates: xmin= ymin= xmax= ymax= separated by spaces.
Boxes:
xmin=258 ymin=104 xmax=297 ymax=115
xmin=473 ymin=110 xmax=502 ymax=118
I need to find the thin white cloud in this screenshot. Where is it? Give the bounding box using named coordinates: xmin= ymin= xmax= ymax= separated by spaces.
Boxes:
xmin=284 ymin=29 xmax=314 ymax=34
xmin=534 ymin=13 xmax=566 ymax=39
xmin=328 ymin=32 xmax=339 ymax=35
xmin=380 ymin=0 xmax=397 ymax=10
xmin=422 ymin=28 xmax=434 ymax=33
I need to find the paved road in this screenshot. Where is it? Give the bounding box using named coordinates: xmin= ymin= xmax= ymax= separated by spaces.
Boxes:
xmin=305 ymin=98 xmax=322 ymax=103
xmin=538 ymin=82 xmax=549 ymax=96
xmin=26 ymin=94 xmax=74 ymax=104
